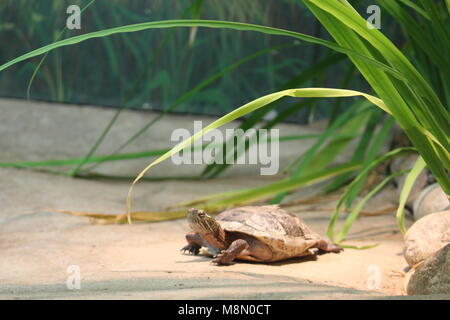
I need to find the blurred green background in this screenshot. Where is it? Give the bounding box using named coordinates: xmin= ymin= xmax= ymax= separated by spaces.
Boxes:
xmin=0 ymin=0 xmax=392 ymax=122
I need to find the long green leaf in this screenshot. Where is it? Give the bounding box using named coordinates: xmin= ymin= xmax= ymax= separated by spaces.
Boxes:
xmin=84 ymin=43 xmax=297 ymax=173
xmin=26 ymin=0 xmax=97 ymax=99
xmin=327 ymin=147 xmax=417 ymax=241
xmin=203 ymin=52 xmax=346 ymax=178
xmin=304 ymin=0 xmax=450 ymax=196
xmin=0 ymin=19 xmax=407 ymax=82
xmin=336 ymin=169 xmax=409 ymax=243
xmin=125 ymin=87 xmax=391 ymax=222
xmin=0 ymin=133 xmax=312 ymax=168
xmin=396 ymin=155 xmax=427 ymax=234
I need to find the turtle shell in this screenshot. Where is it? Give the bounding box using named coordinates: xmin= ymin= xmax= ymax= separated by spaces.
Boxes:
xmin=216 ymin=205 xmax=322 ymax=261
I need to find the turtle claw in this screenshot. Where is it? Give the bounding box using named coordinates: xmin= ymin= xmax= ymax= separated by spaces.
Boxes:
xmin=180 ymin=244 xmax=200 ymax=255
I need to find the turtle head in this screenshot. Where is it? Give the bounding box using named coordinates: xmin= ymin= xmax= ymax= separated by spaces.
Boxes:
xmin=187 ymin=208 xmax=221 ymax=235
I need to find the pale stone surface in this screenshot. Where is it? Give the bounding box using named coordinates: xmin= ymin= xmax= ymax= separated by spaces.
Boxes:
xmin=404 ymin=211 xmax=450 ymax=267
xmin=413 ymin=184 xmax=450 ymax=220
xmin=0 ymin=98 xmax=418 ymax=299
xmin=407 ymin=244 xmax=450 ymax=295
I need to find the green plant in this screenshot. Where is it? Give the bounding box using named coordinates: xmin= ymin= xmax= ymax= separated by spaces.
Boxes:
xmin=0 ymin=1 xmax=448 ymax=244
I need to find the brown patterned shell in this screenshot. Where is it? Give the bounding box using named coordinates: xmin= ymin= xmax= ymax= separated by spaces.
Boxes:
xmin=216 ymin=205 xmax=322 ymax=259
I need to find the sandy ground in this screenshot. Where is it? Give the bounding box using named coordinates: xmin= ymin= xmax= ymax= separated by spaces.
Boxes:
xmin=0 ymin=98 xmax=447 ymax=300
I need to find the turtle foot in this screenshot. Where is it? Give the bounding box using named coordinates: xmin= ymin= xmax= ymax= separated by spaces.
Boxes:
xmin=211 ymin=252 xmax=235 ymax=265
xmin=316 ymin=239 xmax=343 ymax=253
xmin=180 ymin=244 xmax=200 ymax=255
xmin=211 ymin=239 xmax=249 ymax=265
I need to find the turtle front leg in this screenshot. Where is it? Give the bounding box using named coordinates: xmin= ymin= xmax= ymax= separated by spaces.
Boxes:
xmin=212 ymin=239 xmax=249 ymax=265
xmin=315 ymin=239 xmax=343 ymax=253
xmin=181 ymin=232 xmax=203 ymax=255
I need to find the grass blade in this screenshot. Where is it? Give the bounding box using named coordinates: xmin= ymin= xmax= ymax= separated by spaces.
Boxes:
xmin=0 ymin=19 xmax=406 ymax=82
xmin=327 ymin=147 xmax=417 ymax=241
xmin=124 ymin=87 xmax=391 ymax=222
xmin=396 ymin=155 xmax=427 ymax=234
xmin=335 ymin=169 xmax=409 ymax=243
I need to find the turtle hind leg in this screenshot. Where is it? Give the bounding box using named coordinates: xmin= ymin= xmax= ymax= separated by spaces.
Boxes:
xmin=181 ymin=232 xmax=203 ymax=255
xmin=212 ymin=239 xmax=250 ymax=265
xmin=315 ymin=239 xmax=343 ymax=253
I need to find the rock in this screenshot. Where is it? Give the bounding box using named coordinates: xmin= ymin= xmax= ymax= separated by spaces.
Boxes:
xmin=413 ymin=184 xmax=450 ymax=220
xmin=404 ymin=210 xmax=450 ymax=267
xmin=362 ymin=184 xmax=399 ymax=214
xmin=407 ymin=244 xmax=450 ymax=295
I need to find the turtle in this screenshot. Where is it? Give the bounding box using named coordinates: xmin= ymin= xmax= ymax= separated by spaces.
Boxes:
xmin=181 ymin=206 xmax=342 ymax=265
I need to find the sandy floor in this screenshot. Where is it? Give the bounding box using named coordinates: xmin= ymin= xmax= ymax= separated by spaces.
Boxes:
xmin=0 ymin=98 xmax=446 ymax=300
